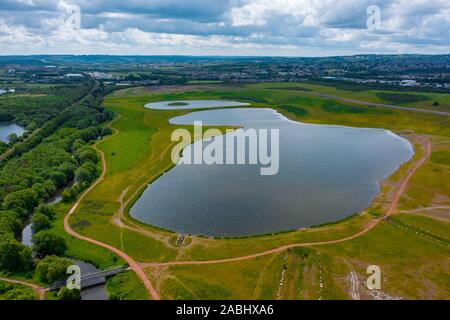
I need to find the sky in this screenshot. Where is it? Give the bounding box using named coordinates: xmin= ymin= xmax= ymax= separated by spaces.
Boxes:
xmin=0 ymin=0 xmax=449 ymax=56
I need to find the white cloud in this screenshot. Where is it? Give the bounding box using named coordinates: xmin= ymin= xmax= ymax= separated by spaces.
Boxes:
xmin=0 ymin=0 xmax=448 ymax=55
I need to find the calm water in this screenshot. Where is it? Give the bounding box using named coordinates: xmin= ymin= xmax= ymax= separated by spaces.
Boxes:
xmin=145 ymin=99 xmax=249 ymax=110
xmin=0 ymin=123 xmax=25 ymax=143
xmin=21 ymin=226 xmax=107 ymax=299
xmin=131 ymin=107 xmax=414 ymax=236
xmin=74 ymin=260 xmax=108 ymax=300
xmin=21 ymin=223 xmax=33 ymax=247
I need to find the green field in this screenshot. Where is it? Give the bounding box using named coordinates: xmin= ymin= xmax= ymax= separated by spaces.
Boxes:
xmin=61 ymin=83 xmax=449 ymax=300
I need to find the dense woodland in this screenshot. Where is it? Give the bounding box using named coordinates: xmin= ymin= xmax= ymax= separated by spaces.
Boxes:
xmin=0 ymin=81 xmax=115 ymax=299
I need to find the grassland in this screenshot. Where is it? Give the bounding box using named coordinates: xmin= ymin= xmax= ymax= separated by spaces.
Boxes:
xmin=62 ymin=83 xmax=449 ymax=300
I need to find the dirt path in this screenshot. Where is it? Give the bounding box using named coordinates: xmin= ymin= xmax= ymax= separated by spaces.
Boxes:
xmin=141 ymin=135 xmax=431 ymax=269
xmin=63 ymin=116 xmax=160 ymax=300
xmin=345 ymin=263 xmax=360 ymax=300
xmin=0 ymin=277 xmax=46 ymax=300
xmin=399 ymin=206 xmax=450 ymax=213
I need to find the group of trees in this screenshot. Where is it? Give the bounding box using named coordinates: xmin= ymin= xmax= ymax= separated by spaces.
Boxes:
xmin=0 ymin=282 xmax=36 ymax=300
xmin=0 ymin=204 xmax=65 ymax=271
xmin=0 ymin=84 xmax=91 ymax=128
xmin=0 ymin=82 xmax=116 ymax=300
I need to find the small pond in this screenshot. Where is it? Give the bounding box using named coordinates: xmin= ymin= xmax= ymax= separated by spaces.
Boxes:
xmin=0 ymin=123 xmax=25 ymax=143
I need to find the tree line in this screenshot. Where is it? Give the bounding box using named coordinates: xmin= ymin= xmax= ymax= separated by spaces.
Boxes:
xmin=0 ymin=82 xmax=116 ymax=299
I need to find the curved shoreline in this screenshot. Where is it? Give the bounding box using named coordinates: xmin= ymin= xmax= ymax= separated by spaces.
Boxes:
xmin=130 ymin=104 xmax=414 ymax=237
xmin=140 ymin=134 xmax=431 ymax=267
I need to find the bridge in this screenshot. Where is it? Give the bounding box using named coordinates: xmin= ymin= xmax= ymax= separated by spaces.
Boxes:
xmin=47 ymin=265 xmax=129 ymax=291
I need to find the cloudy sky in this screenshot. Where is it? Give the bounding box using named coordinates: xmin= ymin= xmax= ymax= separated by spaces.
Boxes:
xmin=0 ymin=0 xmax=449 ymax=56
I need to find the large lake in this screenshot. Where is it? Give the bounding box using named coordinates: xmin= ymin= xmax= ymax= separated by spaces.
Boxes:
xmin=131 ymin=105 xmax=414 ymax=237
xmin=0 ymin=123 xmax=25 ymax=143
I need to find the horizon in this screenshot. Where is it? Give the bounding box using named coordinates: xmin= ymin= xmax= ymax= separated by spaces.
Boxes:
xmin=1 ymin=53 xmax=449 ymax=58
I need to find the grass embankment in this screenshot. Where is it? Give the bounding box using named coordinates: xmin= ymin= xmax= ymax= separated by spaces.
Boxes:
xmin=65 ymin=84 xmax=449 ymax=299
xmin=260 ymin=82 xmax=450 ymax=112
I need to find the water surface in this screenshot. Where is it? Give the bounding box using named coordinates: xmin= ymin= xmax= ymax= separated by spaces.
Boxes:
xmin=131 ymin=107 xmax=413 ymax=236
xmin=0 ymin=123 xmax=25 ymax=143
xmin=21 ymin=223 xmax=33 ymax=247
xmin=21 ymin=227 xmax=107 ymax=299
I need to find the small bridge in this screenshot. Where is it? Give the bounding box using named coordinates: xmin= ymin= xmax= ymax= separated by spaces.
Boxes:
xmin=47 ymin=265 xmax=129 ymax=291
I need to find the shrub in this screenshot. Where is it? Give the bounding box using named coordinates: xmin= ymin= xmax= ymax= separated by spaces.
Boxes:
xmin=0 ymin=238 xmax=33 ymax=272
xmin=36 ymin=255 xmax=72 ymax=284
xmin=32 ymin=230 xmax=67 ymax=258
xmin=34 ymin=205 xmax=56 ymax=221
xmin=57 ymin=287 xmax=81 ymax=300
xmin=31 ymin=212 xmax=52 ymax=233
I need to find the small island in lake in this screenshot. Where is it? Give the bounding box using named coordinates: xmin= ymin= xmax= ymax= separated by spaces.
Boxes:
xmin=168 ymin=102 xmax=189 ymax=106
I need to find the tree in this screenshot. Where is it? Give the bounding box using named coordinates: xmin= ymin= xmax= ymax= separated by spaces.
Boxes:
xmin=36 ymin=255 xmax=72 ymax=284
xmin=71 ymin=139 xmax=86 ymax=151
xmin=49 ymin=171 xmax=67 ymax=188
xmin=31 ymin=212 xmax=51 ymax=233
xmin=57 ymin=287 xmax=81 ymax=300
xmin=0 ymin=239 xmax=33 ymax=272
xmin=0 ymin=112 xmax=14 ymax=122
xmin=74 ymin=167 xmax=92 ymax=184
xmin=61 ymin=187 xmax=77 ymax=202
xmin=2 ymin=189 xmax=38 ymax=218
xmin=59 ymin=161 xmax=77 ymax=180
xmin=101 ymin=126 xmax=113 ymax=136
xmin=32 ymin=230 xmax=67 ymax=258
xmin=0 ymin=210 xmax=21 ymax=238
xmin=0 ymin=286 xmax=36 ymax=300
xmin=26 ymin=122 xmax=38 ymax=131
xmin=75 ymin=148 xmax=98 ymax=164
xmin=74 ymin=161 xmax=97 ymax=184
xmin=31 ymin=183 xmax=51 ymax=201
xmin=34 ymin=204 xmax=56 ymax=221
xmin=7 ymin=133 xmax=19 ymax=144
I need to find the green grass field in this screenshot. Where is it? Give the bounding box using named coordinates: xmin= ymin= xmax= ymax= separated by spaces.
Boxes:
xmin=60 ymin=83 xmax=449 ymax=300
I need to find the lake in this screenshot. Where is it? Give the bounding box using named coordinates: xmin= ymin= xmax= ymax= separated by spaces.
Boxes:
xmin=0 ymin=123 xmax=25 ymax=143
xmin=131 ymin=105 xmax=414 ymax=237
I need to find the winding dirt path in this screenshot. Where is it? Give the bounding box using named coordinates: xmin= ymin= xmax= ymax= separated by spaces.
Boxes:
xmin=63 ymin=117 xmax=160 ymax=300
xmin=140 ymin=135 xmax=432 ymax=269
xmin=0 ymin=277 xmax=46 ymax=300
